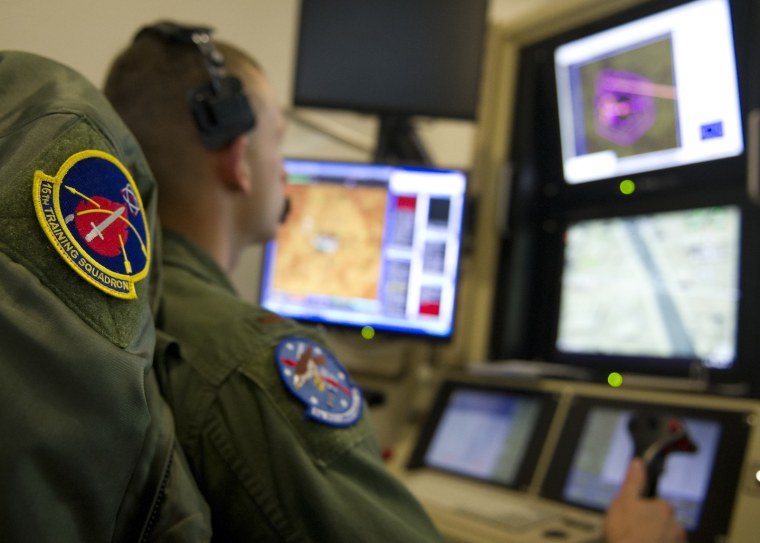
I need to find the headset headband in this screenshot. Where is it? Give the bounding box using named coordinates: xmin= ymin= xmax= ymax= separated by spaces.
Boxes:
xmin=133 ymin=21 xmax=256 ymax=149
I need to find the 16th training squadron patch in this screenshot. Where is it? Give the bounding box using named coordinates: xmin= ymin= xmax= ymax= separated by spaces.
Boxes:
xmin=33 ymin=150 xmax=150 ymax=299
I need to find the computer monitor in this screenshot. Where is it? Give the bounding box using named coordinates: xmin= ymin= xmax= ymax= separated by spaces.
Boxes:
xmin=292 ymin=0 xmax=488 ymax=120
xmin=259 ymin=159 xmax=467 ymax=340
xmin=489 ymin=0 xmax=759 ymax=396
xmin=541 ymin=397 xmax=751 ymax=543
xmin=407 ymin=379 xmax=557 ymax=490
xmin=554 ymin=0 xmax=743 ymax=185
xmin=554 ymin=204 xmax=742 ymax=374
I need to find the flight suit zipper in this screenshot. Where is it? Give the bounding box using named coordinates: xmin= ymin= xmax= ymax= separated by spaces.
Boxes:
xmin=140 ymin=447 xmax=173 ymax=543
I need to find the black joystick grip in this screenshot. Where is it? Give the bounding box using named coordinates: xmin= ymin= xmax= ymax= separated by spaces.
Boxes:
xmin=628 ymin=412 xmax=697 ymax=498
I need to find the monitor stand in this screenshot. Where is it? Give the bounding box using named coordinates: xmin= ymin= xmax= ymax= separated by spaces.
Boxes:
xmin=373 ymin=113 xmax=432 ymax=166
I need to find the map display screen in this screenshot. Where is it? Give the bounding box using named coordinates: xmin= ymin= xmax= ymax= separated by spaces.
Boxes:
xmin=561 ymin=406 xmax=721 ymax=531
xmin=259 ymin=159 xmax=467 ymax=339
xmin=422 ymin=388 xmax=544 ymax=485
xmin=540 ymin=396 xmax=752 ymax=541
xmin=554 ymin=0 xmax=743 ymax=184
xmin=556 ymin=205 xmax=741 ymax=368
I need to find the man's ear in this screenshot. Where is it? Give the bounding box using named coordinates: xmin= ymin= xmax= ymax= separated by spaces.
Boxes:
xmin=217 ymin=135 xmax=252 ymax=193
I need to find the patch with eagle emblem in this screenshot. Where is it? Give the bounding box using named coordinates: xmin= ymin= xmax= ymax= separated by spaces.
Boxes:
xmin=275 ymin=336 xmax=362 ymax=427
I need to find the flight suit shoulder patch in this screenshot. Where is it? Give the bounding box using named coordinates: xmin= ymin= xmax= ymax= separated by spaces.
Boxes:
xmin=275 ymin=336 xmax=363 ymax=427
xmin=32 ymin=149 xmax=150 ymax=299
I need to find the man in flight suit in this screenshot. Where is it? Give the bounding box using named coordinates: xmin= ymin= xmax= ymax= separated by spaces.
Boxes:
xmin=0 ymin=50 xmax=212 ymax=541
xmin=104 ymin=22 xmax=446 ymax=542
xmin=103 ymin=22 xmax=686 ymax=543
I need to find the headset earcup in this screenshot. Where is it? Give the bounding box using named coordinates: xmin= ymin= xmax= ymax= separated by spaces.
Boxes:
xmin=187 ymin=76 xmax=256 ymax=149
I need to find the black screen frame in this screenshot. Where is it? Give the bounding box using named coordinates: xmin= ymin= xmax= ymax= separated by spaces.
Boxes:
xmin=407 ymin=378 xmax=558 ymax=492
xmin=546 ymin=196 xmax=751 ymax=382
xmin=489 ymin=0 xmax=760 ymax=396
xmin=258 ymin=158 xmax=469 ymax=342
xmin=533 ymin=0 xmax=755 ymax=199
xmin=550 ymin=0 xmax=747 ymax=190
xmin=292 ymin=0 xmax=489 ymax=120
xmin=540 ymin=395 xmax=751 ymax=543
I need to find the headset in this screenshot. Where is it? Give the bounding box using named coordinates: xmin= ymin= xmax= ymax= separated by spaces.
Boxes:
xmin=133 ymin=21 xmax=256 ymax=149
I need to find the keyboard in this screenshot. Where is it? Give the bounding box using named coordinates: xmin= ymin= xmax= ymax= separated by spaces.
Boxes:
xmin=404 ymin=471 xmax=604 ymax=542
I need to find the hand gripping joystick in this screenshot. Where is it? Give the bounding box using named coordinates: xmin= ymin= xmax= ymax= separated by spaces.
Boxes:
xmin=628 ymin=412 xmax=698 ymax=497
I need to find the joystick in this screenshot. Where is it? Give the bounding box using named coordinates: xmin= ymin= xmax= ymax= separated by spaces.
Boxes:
xmin=628 ymin=411 xmax=697 ymax=497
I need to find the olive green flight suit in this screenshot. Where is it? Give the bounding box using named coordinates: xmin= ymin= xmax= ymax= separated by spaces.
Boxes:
xmin=0 ymin=51 xmax=211 ymax=542
xmin=156 ymin=229 xmax=444 ymax=542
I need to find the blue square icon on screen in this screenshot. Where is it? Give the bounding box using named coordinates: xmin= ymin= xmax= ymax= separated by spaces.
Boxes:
xmin=701 ymin=121 xmax=724 ymax=140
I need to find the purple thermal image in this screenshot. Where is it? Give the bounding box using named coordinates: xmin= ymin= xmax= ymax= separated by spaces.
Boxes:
xmin=593 ymin=68 xmax=659 ymax=146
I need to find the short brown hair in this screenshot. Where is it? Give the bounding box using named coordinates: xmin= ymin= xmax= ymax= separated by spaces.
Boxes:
xmin=103 ymin=26 xmax=262 ymax=181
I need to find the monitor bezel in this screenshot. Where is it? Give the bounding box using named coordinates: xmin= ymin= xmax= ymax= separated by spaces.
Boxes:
xmin=488 ymin=0 xmax=760 ymax=395
xmin=540 ymin=395 xmax=751 ymax=543
xmin=522 ymin=0 xmax=754 ymax=200
xmin=533 ymin=189 xmax=760 ymax=390
xmin=549 ymin=199 xmax=745 ymax=379
xmin=407 ymin=378 xmax=558 ymax=492
xmin=552 ymin=0 xmax=745 ymax=187
xmin=258 ymin=158 xmax=469 ymax=342
xmin=291 ymin=0 xmax=488 ymax=120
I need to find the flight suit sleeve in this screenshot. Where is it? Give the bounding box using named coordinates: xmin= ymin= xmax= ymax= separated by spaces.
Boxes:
xmin=193 ymin=370 xmax=444 ymax=543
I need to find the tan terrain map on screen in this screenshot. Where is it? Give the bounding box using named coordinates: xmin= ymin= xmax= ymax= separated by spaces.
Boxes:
xmin=273 ymin=183 xmax=388 ymax=300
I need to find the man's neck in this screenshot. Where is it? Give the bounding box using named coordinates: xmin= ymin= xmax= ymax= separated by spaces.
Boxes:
xmin=159 ymin=203 xmax=239 ymax=275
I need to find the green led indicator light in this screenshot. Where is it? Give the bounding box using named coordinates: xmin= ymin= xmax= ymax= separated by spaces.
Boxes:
xmin=620 ymin=179 xmax=636 ymax=195
xmin=608 ymin=372 xmax=624 ymax=388
xmin=361 ymin=326 xmax=375 ymax=340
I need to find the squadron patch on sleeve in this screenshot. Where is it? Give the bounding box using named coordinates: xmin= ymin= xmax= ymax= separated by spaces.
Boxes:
xmin=275 ymin=336 xmax=363 ymax=427
xmin=33 ymin=150 xmax=150 ymax=299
